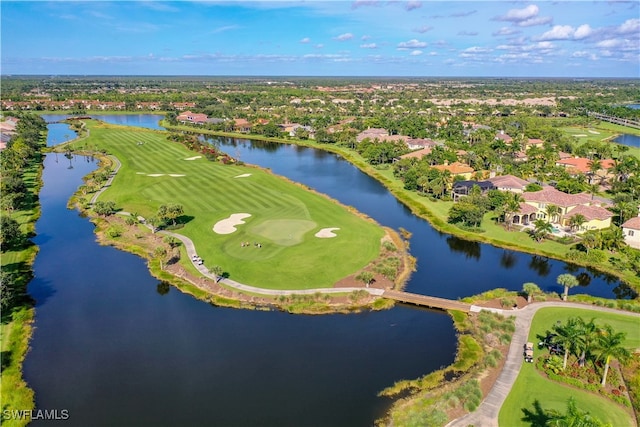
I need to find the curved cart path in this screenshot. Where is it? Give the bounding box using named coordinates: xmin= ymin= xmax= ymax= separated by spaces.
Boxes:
xmin=447 ymin=302 xmax=640 ymax=427
xmin=90 ymin=155 xmax=121 ymax=204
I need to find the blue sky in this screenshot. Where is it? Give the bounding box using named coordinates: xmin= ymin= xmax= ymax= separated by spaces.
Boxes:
xmin=1 ymin=1 xmax=639 ymax=77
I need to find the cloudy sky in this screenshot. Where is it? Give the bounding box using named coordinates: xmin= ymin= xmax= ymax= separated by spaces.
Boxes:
xmin=1 ymin=1 xmax=638 ymax=77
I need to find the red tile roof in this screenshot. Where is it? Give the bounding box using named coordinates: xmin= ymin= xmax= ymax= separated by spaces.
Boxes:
xmin=568 ymin=204 xmax=613 ymax=221
xmin=488 ymin=174 xmax=529 ymax=190
xmin=432 ymin=161 xmax=474 ymax=175
xmin=556 ymin=157 xmax=615 ymax=174
xmin=622 ymin=216 xmax=640 ymax=230
xmin=399 ymin=147 xmax=433 ymax=159
xmin=523 ymin=187 xmax=591 ymax=208
xmin=517 ymin=202 xmax=538 ymax=215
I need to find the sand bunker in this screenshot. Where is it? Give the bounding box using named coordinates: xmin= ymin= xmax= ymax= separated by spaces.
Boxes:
xmin=315 ymin=227 xmax=340 ymax=238
xmin=588 ymin=130 xmax=600 ymax=134
xmin=213 ymin=213 xmax=252 ymax=234
xmin=184 ymin=156 xmax=202 ymax=160
xmin=234 ymin=173 xmax=252 ymax=178
xmin=147 ymin=174 xmax=165 ymax=177
xmin=169 ymin=174 xmax=186 ymax=177
xmin=573 ymin=134 xmax=587 ymax=137
xmin=136 ymin=172 xmax=146 ymax=175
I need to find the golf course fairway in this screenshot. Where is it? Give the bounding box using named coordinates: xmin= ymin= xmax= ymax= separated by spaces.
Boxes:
xmin=72 ymin=120 xmax=386 ymax=290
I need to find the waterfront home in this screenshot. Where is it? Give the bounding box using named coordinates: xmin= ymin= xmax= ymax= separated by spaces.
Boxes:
xmin=398 ymin=147 xmax=433 ymax=160
xmin=622 ymin=216 xmax=640 ymax=249
xmin=432 ymin=161 xmax=475 ymax=180
xmin=487 ymin=174 xmax=529 ymax=193
xmin=522 ymin=187 xmax=614 ymax=232
xmin=177 ymin=111 xmax=209 ymax=125
xmin=452 ymin=180 xmax=496 ymax=201
xmin=233 ymin=119 xmax=252 ymax=133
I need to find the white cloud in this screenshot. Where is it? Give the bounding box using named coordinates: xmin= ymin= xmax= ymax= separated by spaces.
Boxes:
xmin=211 ymin=25 xmax=239 ymax=34
xmin=572 ymin=51 xmax=598 ymax=60
xmin=463 ymin=46 xmax=492 ymax=53
xmin=300 ymin=37 xmax=311 ymax=44
xmin=410 ymin=50 xmax=423 ymax=56
xmin=494 ymin=5 xmax=552 ymax=27
xmin=360 ymin=43 xmax=378 ymax=49
xmin=492 ymin=27 xmax=519 ymax=36
xmin=495 ymin=5 xmax=539 ymax=22
xmin=405 ymin=1 xmax=422 ymax=11
xmin=334 ymin=33 xmax=354 ymax=41
xmin=458 ymin=30 xmax=478 ymax=36
xmin=617 ymin=18 xmax=640 ymax=35
xmin=397 ymin=39 xmax=427 ymax=49
xmin=537 ymin=25 xmax=575 ymax=41
xmin=574 ymin=24 xmax=593 ymax=40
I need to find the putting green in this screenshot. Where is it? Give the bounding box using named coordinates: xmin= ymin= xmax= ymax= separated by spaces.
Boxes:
xmin=250 ymin=219 xmax=317 ymax=246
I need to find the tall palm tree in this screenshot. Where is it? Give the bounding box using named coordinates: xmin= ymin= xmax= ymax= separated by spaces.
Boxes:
xmin=596 ymin=324 xmax=630 ymax=386
xmin=503 ymin=192 xmax=524 ymax=229
xmin=557 ymin=273 xmax=579 ymax=301
xmin=552 ymin=317 xmax=582 ymax=369
xmin=533 ymin=218 xmax=553 ymax=242
xmin=576 ymin=317 xmax=599 ymax=368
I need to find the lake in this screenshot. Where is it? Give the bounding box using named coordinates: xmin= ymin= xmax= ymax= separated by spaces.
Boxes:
xmin=24 ymin=115 xmax=634 ymax=426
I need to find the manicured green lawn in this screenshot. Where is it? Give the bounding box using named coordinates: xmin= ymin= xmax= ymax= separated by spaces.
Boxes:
xmin=560 ymin=122 xmax=640 ymax=159
xmin=73 ymin=121 xmax=384 ymax=289
xmin=499 ymin=307 xmax=639 ymax=427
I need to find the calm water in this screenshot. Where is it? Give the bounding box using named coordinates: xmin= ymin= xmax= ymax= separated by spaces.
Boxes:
xmin=45 ymin=123 xmax=77 ymax=146
xmin=206 ymin=136 xmax=633 ymax=300
xmin=25 ymin=155 xmax=456 ymax=426
xmin=614 ymin=133 xmax=640 ymax=148
xmin=41 ymin=114 xmax=165 ymax=131
xmin=25 ymin=115 xmax=634 ymax=426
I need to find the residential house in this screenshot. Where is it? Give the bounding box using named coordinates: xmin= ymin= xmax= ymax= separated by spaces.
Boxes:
xmin=406 ymin=138 xmax=439 ymax=150
xmin=452 ymin=180 xmax=496 ymax=201
xmin=495 ymin=131 xmax=513 ymax=144
xmin=512 ymin=203 xmax=538 ymax=226
xmin=234 ymin=119 xmax=252 ymax=133
xmin=177 ymin=111 xmax=209 ymax=125
xmin=487 ymin=174 xmax=530 ymax=193
xmin=521 ymin=187 xmax=614 ymax=232
xmin=555 ymin=157 xmax=616 ymax=183
xmin=398 ymin=147 xmax=433 ymax=160
xmin=356 ymin=128 xmax=388 ymax=142
xmin=432 ymin=161 xmax=475 ymax=180
xmin=621 ymin=216 xmax=640 ymax=249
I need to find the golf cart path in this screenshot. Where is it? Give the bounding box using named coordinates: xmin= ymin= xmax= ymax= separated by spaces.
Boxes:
xmin=447 ymin=302 xmax=640 ymax=427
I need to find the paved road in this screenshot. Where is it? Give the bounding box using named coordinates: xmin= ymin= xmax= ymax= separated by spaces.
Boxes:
xmin=447 ymin=302 xmax=640 ymax=427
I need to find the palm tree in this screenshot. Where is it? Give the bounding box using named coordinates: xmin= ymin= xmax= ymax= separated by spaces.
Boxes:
xmin=596 ymin=324 xmax=630 ymax=386
xmin=581 ymin=232 xmax=598 ymax=254
xmin=557 ymin=273 xmax=579 ymax=301
xmin=504 ymin=192 xmax=524 ymax=230
xmin=356 ymin=271 xmax=375 ymax=288
xmin=522 ymin=282 xmax=541 ymax=303
xmin=576 ymin=317 xmax=599 ymax=368
xmin=154 ymin=246 xmax=168 ymax=270
xmin=545 ymin=204 xmax=560 ymax=224
xmin=587 ymin=158 xmax=602 ymax=185
xmin=547 ymin=397 xmax=611 ymax=427
xmin=532 ymin=218 xmax=553 ymax=242
xmin=552 ymin=317 xmax=582 ymax=369
xmin=568 ymin=213 xmax=587 ymax=233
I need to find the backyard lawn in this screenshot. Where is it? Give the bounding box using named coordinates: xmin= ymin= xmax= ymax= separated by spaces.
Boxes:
xmin=71 ymin=121 xmax=385 ymax=289
xmin=499 ymin=307 xmax=640 ymax=427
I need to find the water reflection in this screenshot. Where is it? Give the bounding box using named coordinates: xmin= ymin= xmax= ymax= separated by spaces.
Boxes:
xmin=446 ymin=236 xmax=481 ymax=260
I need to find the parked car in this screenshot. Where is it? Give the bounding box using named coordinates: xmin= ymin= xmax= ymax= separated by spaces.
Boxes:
xmin=524 ymin=342 xmax=534 ymax=363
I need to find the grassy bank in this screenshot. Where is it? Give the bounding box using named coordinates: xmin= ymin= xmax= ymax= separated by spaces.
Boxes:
xmin=1 ymin=161 xmax=44 ymax=427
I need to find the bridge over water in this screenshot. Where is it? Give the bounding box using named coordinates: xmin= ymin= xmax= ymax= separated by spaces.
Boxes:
xmin=383 ymin=289 xmax=473 ymax=312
